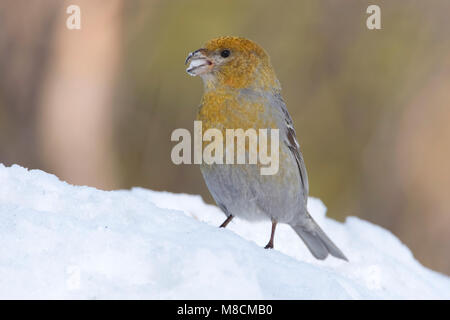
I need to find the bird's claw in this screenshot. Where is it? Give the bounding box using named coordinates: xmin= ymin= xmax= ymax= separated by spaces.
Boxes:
xmin=264 ymin=242 xmax=274 ymax=249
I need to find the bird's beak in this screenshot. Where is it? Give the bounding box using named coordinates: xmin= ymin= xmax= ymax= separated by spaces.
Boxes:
xmin=185 ymin=48 xmax=213 ymax=76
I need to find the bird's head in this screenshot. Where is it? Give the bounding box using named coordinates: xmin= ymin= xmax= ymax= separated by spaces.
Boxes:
xmin=185 ymin=36 xmax=280 ymax=92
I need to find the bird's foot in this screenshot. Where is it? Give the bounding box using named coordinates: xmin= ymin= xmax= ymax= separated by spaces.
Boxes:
xmin=264 ymin=220 xmax=277 ymax=249
xmin=219 ymin=215 xmax=233 ymax=228
xmin=264 ymin=242 xmax=274 ymax=249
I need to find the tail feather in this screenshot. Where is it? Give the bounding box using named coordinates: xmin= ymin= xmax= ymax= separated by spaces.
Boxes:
xmin=291 ymin=213 xmax=348 ymax=261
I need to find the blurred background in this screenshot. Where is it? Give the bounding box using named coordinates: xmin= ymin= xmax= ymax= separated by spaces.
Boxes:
xmin=1 ymin=0 xmax=449 ymax=274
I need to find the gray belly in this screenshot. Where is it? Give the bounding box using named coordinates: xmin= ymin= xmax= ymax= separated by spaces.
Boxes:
xmin=200 ymin=149 xmax=306 ymax=223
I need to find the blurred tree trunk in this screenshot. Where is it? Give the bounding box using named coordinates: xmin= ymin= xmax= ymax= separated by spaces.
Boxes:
xmin=364 ymin=55 xmax=450 ymax=274
xmin=38 ymin=0 xmax=123 ymax=189
xmin=393 ymin=56 xmax=450 ymax=274
xmin=0 ymin=1 xmax=61 ymax=168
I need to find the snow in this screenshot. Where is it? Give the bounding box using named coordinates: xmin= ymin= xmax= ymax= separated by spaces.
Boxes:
xmin=0 ymin=163 xmax=448 ymax=299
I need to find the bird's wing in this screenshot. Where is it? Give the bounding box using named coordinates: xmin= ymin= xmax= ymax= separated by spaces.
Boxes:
xmin=272 ymin=93 xmax=309 ymax=203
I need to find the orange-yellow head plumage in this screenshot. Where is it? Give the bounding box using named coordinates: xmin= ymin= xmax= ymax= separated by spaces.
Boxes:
xmin=185 ymin=37 xmax=281 ymax=138
xmin=185 ymin=36 xmax=280 ymax=92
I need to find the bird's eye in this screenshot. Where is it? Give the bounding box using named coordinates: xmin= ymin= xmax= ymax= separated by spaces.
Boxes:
xmin=220 ymin=49 xmax=230 ymax=58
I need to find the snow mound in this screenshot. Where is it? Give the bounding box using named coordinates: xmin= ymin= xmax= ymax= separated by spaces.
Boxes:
xmin=0 ymin=164 xmax=448 ymax=299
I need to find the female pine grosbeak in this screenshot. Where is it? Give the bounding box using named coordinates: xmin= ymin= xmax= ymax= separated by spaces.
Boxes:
xmin=185 ymin=36 xmax=347 ymax=261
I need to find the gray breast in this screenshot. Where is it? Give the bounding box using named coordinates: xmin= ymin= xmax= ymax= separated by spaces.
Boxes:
xmin=200 ymin=143 xmax=305 ymax=223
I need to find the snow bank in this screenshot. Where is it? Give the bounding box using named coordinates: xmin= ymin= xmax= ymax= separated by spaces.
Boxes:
xmin=0 ymin=164 xmax=448 ymax=299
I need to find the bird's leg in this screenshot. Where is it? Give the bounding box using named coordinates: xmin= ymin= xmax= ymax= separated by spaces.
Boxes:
xmin=219 ymin=215 xmax=233 ymax=228
xmin=264 ymin=220 xmax=277 ymax=249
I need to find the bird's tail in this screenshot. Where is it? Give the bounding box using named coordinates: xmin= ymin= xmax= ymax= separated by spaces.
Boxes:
xmin=291 ymin=212 xmax=348 ymax=261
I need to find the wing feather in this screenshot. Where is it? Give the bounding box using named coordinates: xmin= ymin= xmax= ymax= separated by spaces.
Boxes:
xmin=273 ymin=93 xmax=309 ymax=202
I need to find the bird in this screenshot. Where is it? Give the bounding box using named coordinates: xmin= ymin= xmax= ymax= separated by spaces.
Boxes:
xmin=185 ymin=36 xmax=347 ymax=261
